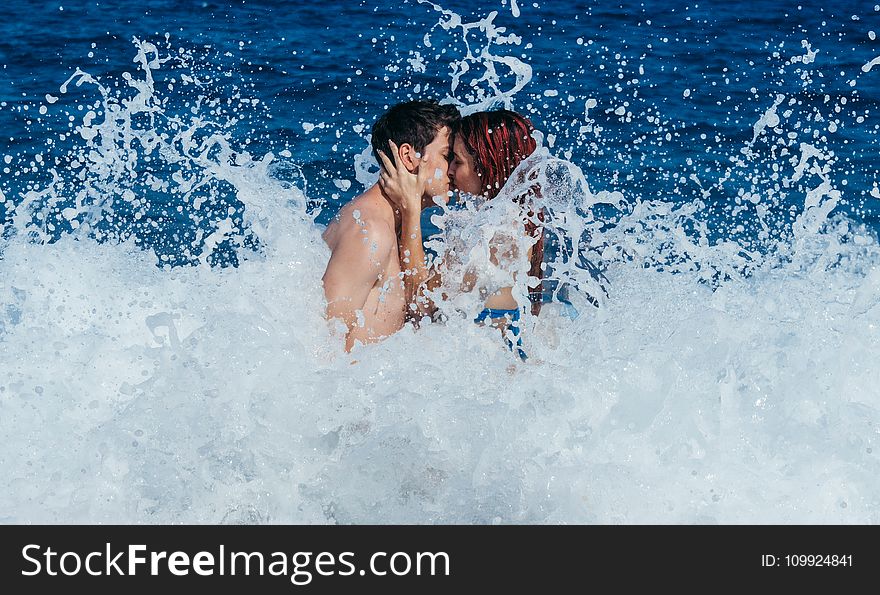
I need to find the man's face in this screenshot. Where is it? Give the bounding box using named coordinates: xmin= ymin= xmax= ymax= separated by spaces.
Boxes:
xmin=418 ymin=126 xmax=452 ymax=204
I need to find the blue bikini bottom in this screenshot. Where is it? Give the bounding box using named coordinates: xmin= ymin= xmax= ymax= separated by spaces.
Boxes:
xmin=473 ymin=307 xmax=527 ymax=361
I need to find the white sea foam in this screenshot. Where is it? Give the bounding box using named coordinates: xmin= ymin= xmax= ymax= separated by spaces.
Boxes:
xmin=3 ymin=203 xmax=877 ymax=523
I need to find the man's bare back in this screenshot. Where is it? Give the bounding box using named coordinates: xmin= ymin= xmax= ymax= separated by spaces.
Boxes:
xmin=322 ymin=186 xmax=406 ymax=351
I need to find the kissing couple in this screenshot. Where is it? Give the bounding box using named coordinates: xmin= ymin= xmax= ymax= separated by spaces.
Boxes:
xmin=322 ymin=100 xmax=548 ymax=359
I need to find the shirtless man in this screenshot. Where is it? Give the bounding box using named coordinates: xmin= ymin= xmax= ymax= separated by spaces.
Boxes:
xmin=322 ymin=100 xmax=460 ymax=351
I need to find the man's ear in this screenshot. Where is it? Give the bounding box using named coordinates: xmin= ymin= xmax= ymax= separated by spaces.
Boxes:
xmin=396 ymin=143 xmax=419 ymax=172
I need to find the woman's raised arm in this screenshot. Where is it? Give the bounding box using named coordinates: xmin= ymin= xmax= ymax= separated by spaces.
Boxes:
xmin=377 ymin=141 xmax=441 ymax=323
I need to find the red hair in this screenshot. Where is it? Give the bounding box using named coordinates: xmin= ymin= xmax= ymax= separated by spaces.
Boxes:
xmin=458 ymin=110 xmax=544 ymax=315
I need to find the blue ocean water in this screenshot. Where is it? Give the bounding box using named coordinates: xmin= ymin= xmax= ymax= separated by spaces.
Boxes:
xmin=1 ymin=0 xmax=879 ymax=523
xmin=2 ymin=0 xmax=878 ymax=252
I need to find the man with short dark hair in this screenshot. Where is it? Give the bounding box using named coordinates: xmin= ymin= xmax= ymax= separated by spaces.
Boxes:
xmin=322 ymin=100 xmax=459 ymax=351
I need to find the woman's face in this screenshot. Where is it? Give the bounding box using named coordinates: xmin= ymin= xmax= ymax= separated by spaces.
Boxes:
xmin=447 ymin=136 xmax=483 ymax=197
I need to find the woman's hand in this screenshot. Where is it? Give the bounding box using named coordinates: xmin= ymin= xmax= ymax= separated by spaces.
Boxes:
xmin=377 ymin=141 xmax=439 ymax=323
xmin=377 ymin=140 xmax=428 ymax=216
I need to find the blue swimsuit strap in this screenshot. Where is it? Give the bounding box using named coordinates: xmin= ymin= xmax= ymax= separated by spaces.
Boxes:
xmin=473 ymin=308 xmax=521 ymax=324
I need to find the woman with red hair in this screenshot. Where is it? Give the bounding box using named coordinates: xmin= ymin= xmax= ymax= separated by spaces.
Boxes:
xmin=378 ymin=109 xmax=543 ymax=359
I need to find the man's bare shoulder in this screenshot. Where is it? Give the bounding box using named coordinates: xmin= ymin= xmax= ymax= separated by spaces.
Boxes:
xmin=323 ymin=188 xmax=396 ymax=249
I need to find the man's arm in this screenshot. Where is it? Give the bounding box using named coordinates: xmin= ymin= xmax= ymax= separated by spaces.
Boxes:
xmin=322 ymin=220 xmax=394 ymax=351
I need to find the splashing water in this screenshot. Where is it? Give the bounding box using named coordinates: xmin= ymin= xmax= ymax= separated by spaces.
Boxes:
xmin=1 ymin=1 xmax=879 ymax=524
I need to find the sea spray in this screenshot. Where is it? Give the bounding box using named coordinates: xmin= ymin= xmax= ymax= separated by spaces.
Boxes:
xmin=1 ymin=2 xmax=879 ymax=523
